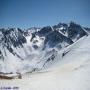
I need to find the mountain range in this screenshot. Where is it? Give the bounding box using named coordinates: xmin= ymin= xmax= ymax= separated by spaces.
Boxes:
xmin=0 ymin=21 xmax=90 ymax=74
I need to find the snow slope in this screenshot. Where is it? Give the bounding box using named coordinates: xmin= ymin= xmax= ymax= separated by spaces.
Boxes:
xmin=0 ymin=35 xmax=90 ymax=90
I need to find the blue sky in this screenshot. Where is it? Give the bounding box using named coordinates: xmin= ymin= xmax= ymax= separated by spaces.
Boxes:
xmin=0 ymin=0 xmax=90 ymax=29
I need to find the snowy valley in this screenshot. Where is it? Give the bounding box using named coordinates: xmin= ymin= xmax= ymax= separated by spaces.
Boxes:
xmin=0 ymin=22 xmax=90 ymax=90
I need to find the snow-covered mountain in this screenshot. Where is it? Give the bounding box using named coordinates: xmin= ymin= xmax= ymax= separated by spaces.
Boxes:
xmin=0 ymin=22 xmax=89 ymax=74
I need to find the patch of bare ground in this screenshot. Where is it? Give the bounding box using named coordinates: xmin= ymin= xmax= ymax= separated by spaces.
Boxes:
xmin=0 ymin=73 xmax=22 ymax=80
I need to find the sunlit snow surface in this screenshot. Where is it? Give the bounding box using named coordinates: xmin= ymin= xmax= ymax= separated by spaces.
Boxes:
xmin=0 ymin=35 xmax=90 ymax=90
